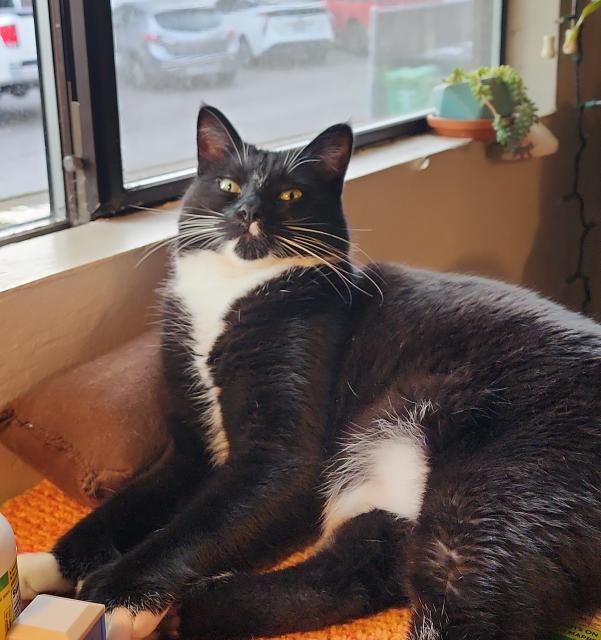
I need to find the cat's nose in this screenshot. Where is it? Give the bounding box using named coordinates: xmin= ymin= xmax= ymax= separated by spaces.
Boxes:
xmin=238 ymin=205 xmax=258 ymax=224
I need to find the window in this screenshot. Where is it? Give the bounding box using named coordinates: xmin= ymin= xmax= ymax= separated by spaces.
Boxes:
xmin=0 ymin=0 xmax=65 ymax=245
xmin=111 ymin=0 xmax=502 ymax=197
xmin=1 ymin=0 xmax=503 ymax=242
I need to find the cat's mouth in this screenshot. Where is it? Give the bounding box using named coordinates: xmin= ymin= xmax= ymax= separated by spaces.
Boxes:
xmin=232 ymin=232 xmax=271 ymax=261
xmin=226 ymin=218 xmax=275 ymax=261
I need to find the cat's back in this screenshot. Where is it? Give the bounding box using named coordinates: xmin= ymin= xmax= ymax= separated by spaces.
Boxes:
xmin=344 ymin=262 xmax=601 ymax=415
xmin=362 ymin=262 xmax=601 ymax=350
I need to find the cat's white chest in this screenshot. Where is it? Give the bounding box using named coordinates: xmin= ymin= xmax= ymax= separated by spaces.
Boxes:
xmin=171 ymin=245 xmax=315 ymax=465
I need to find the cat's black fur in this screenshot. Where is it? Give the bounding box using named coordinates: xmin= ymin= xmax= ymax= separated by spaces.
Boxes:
xmin=47 ymin=106 xmax=601 ymax=640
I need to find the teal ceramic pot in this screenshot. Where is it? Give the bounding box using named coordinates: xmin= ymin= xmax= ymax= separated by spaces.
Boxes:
xmin=432 ymin=78 xmax=513 ymax=120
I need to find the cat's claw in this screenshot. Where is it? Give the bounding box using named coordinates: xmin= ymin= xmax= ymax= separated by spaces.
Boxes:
xmin=106 ymin=607 xmax=168 ymax=640
xmin=17 ymin=552 xmax=72 ymax=601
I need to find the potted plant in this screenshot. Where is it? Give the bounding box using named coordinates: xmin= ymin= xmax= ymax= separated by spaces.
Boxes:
xmin=427 ymin=65 xmax=538 ymax=157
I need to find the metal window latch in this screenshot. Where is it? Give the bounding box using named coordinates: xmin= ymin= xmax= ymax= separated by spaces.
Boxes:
xmin=63 ymin=155 xmax=86 ymax=173
xmin=65 ymin=100 xmax=92 ymax=225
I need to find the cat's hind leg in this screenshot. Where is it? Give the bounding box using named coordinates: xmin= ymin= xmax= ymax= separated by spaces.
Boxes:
xmin=405 ymin=451 xmax=601 ymax=640
xmin=174 ymin=510 xmax=408 ymax=639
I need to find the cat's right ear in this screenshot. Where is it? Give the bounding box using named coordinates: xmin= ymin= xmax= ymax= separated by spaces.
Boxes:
xmin=196 ymin=105 xmax=243 ymax=170
xmin=298 ymin=123 xmax=354 ymax=183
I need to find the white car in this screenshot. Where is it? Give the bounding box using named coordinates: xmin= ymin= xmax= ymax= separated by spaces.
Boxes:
xmin=0 ymin=39 xmax=10 ymax=89
xmin=216 ymin=0 xmax=334 ymax=64
xmin=0 ymin=0 xmax=39 ymax=97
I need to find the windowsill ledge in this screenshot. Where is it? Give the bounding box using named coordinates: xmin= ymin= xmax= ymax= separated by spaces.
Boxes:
xmin=0 ymin=133 xmax=470 ymax=295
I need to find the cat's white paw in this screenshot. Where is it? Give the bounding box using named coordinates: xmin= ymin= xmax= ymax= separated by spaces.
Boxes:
xmin=106 ymin=607 xmax=168 ymax=640
xmin=17 ymin=552 xmax=72 ymax=601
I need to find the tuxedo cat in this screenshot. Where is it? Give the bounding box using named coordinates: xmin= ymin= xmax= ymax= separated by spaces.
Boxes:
xmin=18 ymin=106 xmax=601 ymax=640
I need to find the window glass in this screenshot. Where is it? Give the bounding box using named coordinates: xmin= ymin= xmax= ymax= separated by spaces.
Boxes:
xmin=110 ymin=0 xmax=501 ymax=186
xmin=0 ymin=0 xmax=63 ymax=241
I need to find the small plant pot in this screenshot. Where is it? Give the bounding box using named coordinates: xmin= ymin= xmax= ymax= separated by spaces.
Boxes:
xmin=426 ymin=114 xmax=496 ymax=141
xmin=428 ymin=78 xmax=513 ymax=142
xmin=432 ymin=78 xmax=513 ymax=120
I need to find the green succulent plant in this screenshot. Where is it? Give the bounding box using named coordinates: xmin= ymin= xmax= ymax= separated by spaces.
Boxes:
xmin=446 ymin=65 xmax=538 ymax=156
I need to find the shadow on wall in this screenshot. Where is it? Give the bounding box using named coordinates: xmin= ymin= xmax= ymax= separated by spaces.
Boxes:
xmin=522 ymin=15 xmax=601 ymax=320
xmin=448 ymin=256 xmax=510 ymax=283
xmin=344 ymin=141 xmax=552 ymax=301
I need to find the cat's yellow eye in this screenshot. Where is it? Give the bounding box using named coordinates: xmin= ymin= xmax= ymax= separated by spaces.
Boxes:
xmin=219 ymin=178 xmax=241 ymax=194
xmin=279 ymin=188 xmax=303 ymax=202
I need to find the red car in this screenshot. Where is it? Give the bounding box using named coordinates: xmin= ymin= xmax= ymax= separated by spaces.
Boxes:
xmin=325 ymin=0 xmax=440 ymax=53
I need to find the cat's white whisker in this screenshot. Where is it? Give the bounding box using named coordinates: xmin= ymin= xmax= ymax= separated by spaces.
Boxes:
xmin=288 ymin=157 xmax=321 ymax=173
xmin=179 ymin=222 xmax=222 ymax=229
xmin=283 ymin=225 xmax=381 ymax=272
xmin=283 ymin=145 xmax=305 ymax=171
xmin=277 ymin=236 xmax=351 ymax=303
xmin=287 ymin=236 xmax=377 ymax=300
xmin=136 ymin=237 xmax=178 ymax=268
xmin=177 ymin=232 xmax=223 ymax=253
xmin=181 ymin=203 xmax=225 ymax=217
xmin=286 ymin=231 xmax=384 ymax=302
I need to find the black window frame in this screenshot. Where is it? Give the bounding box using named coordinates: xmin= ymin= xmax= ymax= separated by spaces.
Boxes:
xmin=34 ymin=0 xmax=507 ymax=230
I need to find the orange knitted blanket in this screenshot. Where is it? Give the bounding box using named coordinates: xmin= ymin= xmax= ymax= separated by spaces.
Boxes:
xmin=2 ymin=480 xmax=410 ymax=639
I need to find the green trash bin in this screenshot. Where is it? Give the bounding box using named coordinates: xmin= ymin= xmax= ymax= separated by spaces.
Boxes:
xmin=382 ymin=64 xmax=443 ymax=116
xmin=380 ymin=65 xmax=441 ymax=116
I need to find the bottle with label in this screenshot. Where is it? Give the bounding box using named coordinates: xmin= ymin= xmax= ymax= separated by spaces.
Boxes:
xmin=0 ymin=515 xmax=20 ymax=640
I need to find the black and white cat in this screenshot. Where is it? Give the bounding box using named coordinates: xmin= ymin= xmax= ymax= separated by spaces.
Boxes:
xmin=18 ymin=106 xmax=601 ymax=640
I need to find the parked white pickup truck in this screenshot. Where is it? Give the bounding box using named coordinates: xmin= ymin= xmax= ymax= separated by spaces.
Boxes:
xmin=0 ymin=0 xmax=39 ymax=97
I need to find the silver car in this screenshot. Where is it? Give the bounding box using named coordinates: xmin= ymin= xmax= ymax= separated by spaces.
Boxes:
xmin=113 ymin=0 xmax=238 ymax=87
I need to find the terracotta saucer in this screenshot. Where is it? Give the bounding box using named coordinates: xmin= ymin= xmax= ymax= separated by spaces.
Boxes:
xmin=427 ymin=114 xmax=496 ymax=141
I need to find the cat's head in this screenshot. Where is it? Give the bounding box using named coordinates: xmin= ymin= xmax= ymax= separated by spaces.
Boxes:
xmin=179 ymin=105 xmax=353 ymax=262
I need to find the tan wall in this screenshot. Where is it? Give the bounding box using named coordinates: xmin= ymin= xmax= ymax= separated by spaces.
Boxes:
xmin=2 ymin=2 xmax=600 ymax=502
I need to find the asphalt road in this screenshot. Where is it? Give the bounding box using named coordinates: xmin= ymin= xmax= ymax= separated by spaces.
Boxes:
xmin=0 ymin=49 xmax=370 ymax=204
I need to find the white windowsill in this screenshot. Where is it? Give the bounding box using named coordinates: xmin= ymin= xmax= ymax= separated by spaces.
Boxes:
xmin=0 ymin=133 xmax=470 ymax=295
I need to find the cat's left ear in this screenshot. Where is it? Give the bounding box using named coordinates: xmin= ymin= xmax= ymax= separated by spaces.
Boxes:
xmin=299 ymin=123 xmax=354 ymax=182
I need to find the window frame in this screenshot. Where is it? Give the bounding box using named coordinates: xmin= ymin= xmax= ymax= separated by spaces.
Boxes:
xmin=6 ymin=0 xmax=507 ymax=241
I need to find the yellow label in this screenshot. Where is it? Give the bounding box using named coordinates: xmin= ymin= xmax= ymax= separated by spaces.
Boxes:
xmin=0 ymin=559 xmax=20 ymax=640
xmin=554 ymin=614 xmax=601 ymax=640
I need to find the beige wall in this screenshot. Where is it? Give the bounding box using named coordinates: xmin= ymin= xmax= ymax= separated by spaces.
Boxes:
xmin=2 ymin=1 xmax=600 ymax=502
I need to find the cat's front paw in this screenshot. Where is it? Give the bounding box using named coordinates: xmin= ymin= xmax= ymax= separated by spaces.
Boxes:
xmin=78 ymin=565 xmax=171 ymax=640
xmin=104 ymin=607 xmax=170 ymax=640
xmin=17 ymin=552 xmax=72 ymax=601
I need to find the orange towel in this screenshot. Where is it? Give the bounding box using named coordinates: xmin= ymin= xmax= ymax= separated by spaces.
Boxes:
xmin=2 ymin=481 xmax=410 ymax=639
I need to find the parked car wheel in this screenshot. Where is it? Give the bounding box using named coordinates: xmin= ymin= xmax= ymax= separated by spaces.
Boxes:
xmin=237 ymin=37 xmax=253 ymax=67
xmin=9 ymin=84 xmax=29 ymax=97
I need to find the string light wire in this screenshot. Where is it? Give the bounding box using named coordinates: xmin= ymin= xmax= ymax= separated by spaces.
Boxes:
xmin=564 ymin=1 xmax=598 ymax=314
